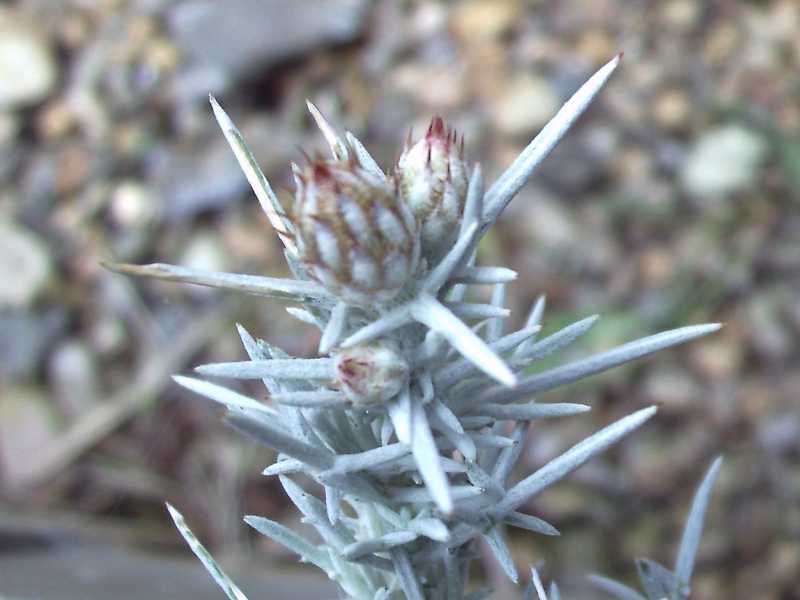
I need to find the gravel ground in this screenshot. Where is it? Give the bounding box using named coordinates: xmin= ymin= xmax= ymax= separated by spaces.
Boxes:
xmin=1 ymin=1 xmax=798 ymax=598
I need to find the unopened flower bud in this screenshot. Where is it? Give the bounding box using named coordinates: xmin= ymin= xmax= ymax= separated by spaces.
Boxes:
xmin=293 ymin=160 xmax=420 ymax=306
xmin=334 ymin=343 xmax=409 ymax=406
xmin=396 ymin=117 xmax=469 ymax=263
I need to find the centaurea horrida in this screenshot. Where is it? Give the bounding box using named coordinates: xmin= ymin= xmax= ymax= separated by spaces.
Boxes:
xmin=109 ymin=54 xmax=721 ymax=600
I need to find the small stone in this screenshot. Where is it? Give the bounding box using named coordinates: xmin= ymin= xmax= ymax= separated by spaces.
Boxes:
xmin=638 ymin=246 xmax=675 ymax=286
xmin=770 ymin=0 xmax=800 ymax=42
xmin=771 ymin=542 xmax=800 ymax=585
xmin=703 ymin=23 xmax=740 ymax=64
xmin=127 ymin=15 xmax=157 ymax=45
xmin=491 ymin=74 xmax=560 ymax=137
xmin=146 ymin=38 xmax=180 ymax=74
xmin=642 ymin=366 xmax=700 ymax=411
xmin=180 ymin=230 xmax=230 ymax=276
xmin=88 ymin=312 xmax=127 ymax=356
xmin=151 ymin=138 xmax=246 ymax=221
xmin=744 ymin=291 xmax=792 ymax=359
xmin=511 ymin=192 xmax=576 ymax=250
xmin=690 ymin=335 xmax=742 ymax=379
xmin=410 ymin=3 xmax=447 ymax=38
xmin=576 ymin=30 xmax=616 ymax=66
xmin=660 ymin=0 xmax=701 ymax=31
xmin=58 ymin=11 xmax=90 ymax=49
xmin=0 ymin=386 xmax=58 ymax=490
xmin=452 ymin=0 xmax=520 ymax=41
xmin=652 ymin=87 xmax=691 ymax=131
xmin=56 ymin=143 xmax=92 ymax=194
xmin=538 ymin=129 xmax=615 ymax=195
xmin=36 ymin=100 xmax=75 ymax=140
xmin=0 ymin=220 xmax=53 ymax=308
xmin=680 ymin=125 xmax=768 ymax=200
xmin=0 ymin=309 xmax=67 ymax=380
xmin=756 ymin=406 xmax=800 ymax=455
xmin=614 ymin=146 xmax=655 ymax=186
xmin=0 ymin=9 xmax=57 ymax=108
xmin=110 ymin=180 xmax=158 ymax=228
xmin=221 ymin=215 xmax=282 ymax=266
xmin=169 ymin=0 xmax=369 ymax=87
xmin=391 ymin=63 xmax=466 ymax=110
xmin=49 ymin=340 xmax=99 ymax=418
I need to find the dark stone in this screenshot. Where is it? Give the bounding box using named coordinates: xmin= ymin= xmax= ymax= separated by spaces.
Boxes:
xmin=168 ymin=0 xmax=370 ymax=85
xmin=0 ymin=309 xmax=67 ymax=381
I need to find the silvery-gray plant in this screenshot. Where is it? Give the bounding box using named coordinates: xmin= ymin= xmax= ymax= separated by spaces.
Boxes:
xmin=109 ymin=55 xmax=723 ymax=599
xmin=589 ymin=457 xmax=723 ymax=600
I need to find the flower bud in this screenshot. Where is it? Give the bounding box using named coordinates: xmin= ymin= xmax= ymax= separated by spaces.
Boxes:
xmin=334 ymin=343 xmax=409 ymax=406
xmin=293 ymin=159 xmax=420 ymax=306
xmin=396 ymin=117 xmax=469 ymax=264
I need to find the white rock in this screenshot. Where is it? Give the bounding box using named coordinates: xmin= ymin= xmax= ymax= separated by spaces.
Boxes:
xmin=0 ymin=10 xmax=57 ymax=108
xmin=491 ymin=74 xmax=560 ymax=136
xmin=0 ymin=220 xmax=52 ymax=307
xmin=49 ymin=340 xmax=99 ymax=417
xmin=515 ymin=192 xmax=576 ymax=249
xmin=680 ymin=124 xmax=768 ymax=200
xmin=0 ymin=386 xmax=57 ymax=490
xmin=179 ymin=230 xmax=230 ymax=299
xmin=181 ymin=231 xmax=228 ymax=272
xmin=110 ymin=181 xmax=157 ymax=228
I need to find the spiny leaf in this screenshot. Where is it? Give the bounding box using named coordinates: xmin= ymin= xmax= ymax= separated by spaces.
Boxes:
xmin=410 ymin=400 xmax=453 ymax=514
xmin=496 ymin=407 xmax=657 ymax=512
xmin=503 ymin=511 xmax=560 ymax=537
xmin=588 ymin=574 xmax=647 ymax=600
xmin=270 ymin=390 xmax=349 ymax=408
xmin=345 ymin=130 xmax=385 ymax=179
xmin=319 ymin=300 xmax=348 ymax=353
xmin=245 ymin=515 xmax=332 ymax=574
xmin=104 ymin=262 xmax=329 ymax=302
xmin=225 ymin=408 xmax=334 ymax=469
xmin=523 ymin=568 xmax=548 ymax=600
xmin=513 ymin=295 xmax=547 ymax=358
xmin=482 ymin=526 xmax=518 ymax=583
xmin=480 ymin=324 xmax=722 ymax=406
xmin=390 ymin=548 xmax=424 ymax=600
xmin=195 ymin=357 xmax=335 ymax=380
xmin=343 ymin=531 xmax=418 ymax=560
xmin=482 ymin=54 xmax=622 ymax=232
xmin=412 ymin=294 xmax=516 ymax=387
xmin=512 ymin=314 xmax=599 ymax=366
xmin=674 ymin=456 xmax=723 ymax=587
xmin=449 ymin=266 xmax=518 ymax=285
xmin=635 ymin=558 xmax=678 ymax=600
xmin=173 ymin=375 xmax=277 ymax=415
xmin=306 ymin=99 xmax=349 ymax=160
xmin=331 ymin=443 xmax=411 ymax=474
xmin=468 ymin=402 xmax=590 ymax=421
xmin=167 ymin=504 xmax=249 ymax=600
xmin=210 ymin=95 xmax=295 ymax=253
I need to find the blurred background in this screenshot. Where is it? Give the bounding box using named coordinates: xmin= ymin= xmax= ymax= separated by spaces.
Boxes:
xmin=1 ymin=0 xmax=798 ymax=598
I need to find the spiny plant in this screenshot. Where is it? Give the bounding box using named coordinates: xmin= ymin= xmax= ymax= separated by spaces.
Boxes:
xmin=108 ymin=54 xmax=723 ymax=599
xmin=519 ymin=458 xmax=723 ymax=600
xmin=589 ymin=457 xmax=723 ymax=600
